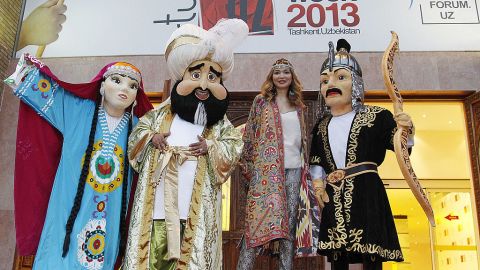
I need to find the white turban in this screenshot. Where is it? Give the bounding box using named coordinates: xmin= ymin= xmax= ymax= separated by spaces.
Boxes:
xmin=164 ymin=18 xmax=249 ymax=82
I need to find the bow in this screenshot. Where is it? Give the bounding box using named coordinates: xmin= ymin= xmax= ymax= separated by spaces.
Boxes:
xmin=382 ymin=31 xmax=436 ymax=227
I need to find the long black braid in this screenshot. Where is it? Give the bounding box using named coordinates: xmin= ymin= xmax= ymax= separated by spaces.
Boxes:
xmin=62 ymin=94 xmax=100 ymax=257
xmin=117 ymin=116 xmax=132 ymax=259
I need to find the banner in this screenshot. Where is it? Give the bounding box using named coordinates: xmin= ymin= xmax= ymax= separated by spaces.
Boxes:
xmin=16 ymin=0 xmax=480 ymax=57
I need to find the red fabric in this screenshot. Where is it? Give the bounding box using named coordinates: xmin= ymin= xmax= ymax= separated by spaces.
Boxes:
xmin=14 ymin=54 xmax=153 ymax=255
xmin=199 ymin=0 xmax=273 ymax=34
xmin=14 ymin=103 xmax=62 ymax=255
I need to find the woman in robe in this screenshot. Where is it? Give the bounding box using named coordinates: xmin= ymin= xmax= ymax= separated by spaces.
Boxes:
xmin=237 ymin=58 xmax=318 ymax=270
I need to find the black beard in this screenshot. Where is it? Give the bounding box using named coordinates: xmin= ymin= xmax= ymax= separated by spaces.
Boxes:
xmin=170 ymin=80 xmax=229 ymax=127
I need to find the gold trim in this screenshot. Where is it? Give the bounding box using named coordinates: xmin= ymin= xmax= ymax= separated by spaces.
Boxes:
xmin=177 ymin=128 xmax=212 ymax=269
xmin=344 ymin=179 xmax=354 ymax=223
xmin=165 ymin=35 xmax=201 ymax=60
xmin=318 ymin=116 xmax=336 ymax=172
xmin=323 ymin=106 xmax=385 ymax=254
xmin=129 ymin=133 xmax=153 ymax=161
xmin=151 ymin=146 xmax=198 ymax=260
xmin=347 ymin=170 xmax=377 ymax=179
xmin=326 ymin=161 xmax=378 ymax=184
xmin=347 ymin=106 xmax=381 ymax=165
xmin=136 ymin=109 xmax=174 ymax=269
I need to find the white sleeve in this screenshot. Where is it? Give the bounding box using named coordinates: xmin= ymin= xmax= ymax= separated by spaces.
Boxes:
xmin=310 ymin=165 xmax=327 ymax=181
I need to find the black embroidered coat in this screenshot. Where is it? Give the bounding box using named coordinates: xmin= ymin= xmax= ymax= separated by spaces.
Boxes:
xmin=310 ymin=105 xmax=404 ymax=263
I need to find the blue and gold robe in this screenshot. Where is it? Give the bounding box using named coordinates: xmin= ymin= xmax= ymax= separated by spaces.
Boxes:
xmin=12 ymin=67 xmax=136 ymax=269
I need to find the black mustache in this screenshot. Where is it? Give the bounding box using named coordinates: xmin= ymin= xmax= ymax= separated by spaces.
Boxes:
xmin=326 ymin=88 xmax=342 ymax=96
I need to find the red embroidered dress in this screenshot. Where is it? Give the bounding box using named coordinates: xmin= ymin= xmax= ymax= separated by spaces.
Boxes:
xmin=241 ymin=94 xmax=319 ymax=254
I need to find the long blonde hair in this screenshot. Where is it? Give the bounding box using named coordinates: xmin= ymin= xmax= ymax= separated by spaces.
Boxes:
xmin=260 ymin=58 xmax=304 ymax=107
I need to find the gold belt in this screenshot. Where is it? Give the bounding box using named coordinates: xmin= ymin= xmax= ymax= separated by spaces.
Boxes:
xmin=151 ymin=146 xmax=196 ymax=260
xmin=326 ymin=162 xmax=378 ymax=184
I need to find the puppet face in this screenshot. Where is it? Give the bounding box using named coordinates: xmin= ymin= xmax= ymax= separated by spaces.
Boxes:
xmin=102 ymin=74 xmax=139 ymax=113
xmin=176 ymin=60 xmax=227 ymax=101
xmin=171 ymin=60 xmax=229 ymax=126
xmin=320 ymin=67 xmax=353 ymax=113
xmin=272 ymin=66 xmax=292 ymax=90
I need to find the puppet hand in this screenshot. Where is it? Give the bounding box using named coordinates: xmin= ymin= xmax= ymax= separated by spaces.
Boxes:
xmin=189 ymin=135 xmax=208 ymax=156
xmin=394 ymin=112 xmax=415 ymax=135
xmin=152 ymin=132 xmax=170 ymax=151
xmin=312 ymin=179 xmax=329 ymax=208
xmin=18 ymin=0 xmax=67 ymax=50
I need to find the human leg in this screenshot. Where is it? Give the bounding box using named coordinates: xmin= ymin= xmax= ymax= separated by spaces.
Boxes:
xmin=278 ymin=168 xmax=301 ymax=270
xmin=236 ymin=239 xmax=259 ymax=270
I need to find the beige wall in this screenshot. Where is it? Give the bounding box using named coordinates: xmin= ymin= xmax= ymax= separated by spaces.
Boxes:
xmin=3 ymin=51 xmax=479 ymax=93
xmin=0 ymin=0 xmax=21 ymax=79
xmin=0 ymin=0 xmax=24 ymax=268
xmin=0 ymin=51 xmax=479 ymax=269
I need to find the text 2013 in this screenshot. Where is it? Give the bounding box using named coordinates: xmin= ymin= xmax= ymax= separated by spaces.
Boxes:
xmin=288 ymin=2 xmax=360 ymax=28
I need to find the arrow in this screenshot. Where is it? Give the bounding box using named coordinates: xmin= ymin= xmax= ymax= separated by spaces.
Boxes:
xmin=445 ymin=214 xmax=459 ymax=221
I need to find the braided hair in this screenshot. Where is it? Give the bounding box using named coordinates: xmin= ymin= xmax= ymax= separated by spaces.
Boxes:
xmin=62 ymin=94 xmax=101 ymax=257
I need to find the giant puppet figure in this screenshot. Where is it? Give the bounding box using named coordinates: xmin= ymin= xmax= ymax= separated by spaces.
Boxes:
xmin=4 ymin=54 xmax=152 ymax=269
xmin=123 ymin=18 xmax=248 ymax=270
xmin=309 ymin=39 xmax=415 ymax=270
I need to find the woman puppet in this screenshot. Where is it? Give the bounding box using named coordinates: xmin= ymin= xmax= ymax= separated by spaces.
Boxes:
xmin=5 ymin=53 xmax=152 ymax=269
xmin=237 ymin=58 xmax=318 ymax=270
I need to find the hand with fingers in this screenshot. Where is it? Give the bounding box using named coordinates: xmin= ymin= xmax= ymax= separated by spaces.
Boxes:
xmin=151 ymin=132 xmax=170 ymax=151
xmin=17 ymin=0 xmax=67 ymax=51
xmin=394 ymin=112 xmax=415 ymax=135
xmin=312 ymin=179 xmax=329 ymax=209
xmin=189 ymin=135 xmax=208 ymax=157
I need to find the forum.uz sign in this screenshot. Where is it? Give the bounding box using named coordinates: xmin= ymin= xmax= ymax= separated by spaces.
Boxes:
xmin=16 ymin=0 xmax=480 ymax=57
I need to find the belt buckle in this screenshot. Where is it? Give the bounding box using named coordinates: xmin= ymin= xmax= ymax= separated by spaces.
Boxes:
xmin=327 ymin=169 xmax=346 ymax=184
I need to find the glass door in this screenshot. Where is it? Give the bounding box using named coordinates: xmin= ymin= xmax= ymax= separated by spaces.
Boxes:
xmin=384 ymin=189 xmax=433 ymax=270
xmin=384 ymin=187 xmax=479 ymax=270
xmin=430 ymin=190 xmax=479 ymax=270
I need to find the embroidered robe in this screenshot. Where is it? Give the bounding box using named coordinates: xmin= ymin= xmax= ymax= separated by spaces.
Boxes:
xmin=310 ymin=105 xmax=404 ymax=263
xmin=123 ymin=99 xmax=243 ymax=269
xmin=241 ymin=94 xmax=319 ymax=255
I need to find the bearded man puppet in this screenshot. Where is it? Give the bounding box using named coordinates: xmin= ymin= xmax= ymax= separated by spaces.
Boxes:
xmin=123 ymin=19 xmax=248 ymax=270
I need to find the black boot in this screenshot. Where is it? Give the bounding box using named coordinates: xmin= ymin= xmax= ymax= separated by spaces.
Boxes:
xmin=363 ymin=255 xmax=382 ymax=270
xmin=330 ymin=252 xmax=348 ymax=270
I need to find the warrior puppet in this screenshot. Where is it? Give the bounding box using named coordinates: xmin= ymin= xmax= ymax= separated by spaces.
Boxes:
xmin=122 ymin=19 xmax=248 ymax=270
xmin=310 ymin=39 xmax=415 ymax=270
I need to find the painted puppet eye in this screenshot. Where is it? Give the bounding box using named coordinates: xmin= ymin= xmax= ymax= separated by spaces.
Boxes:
xmin=191 ymin=71 xmax=201 ymax=80
xmin=111 ymin=76 xmax=120 ymax=84
xmin=207 ymin=72 xmax=217 ymax=81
